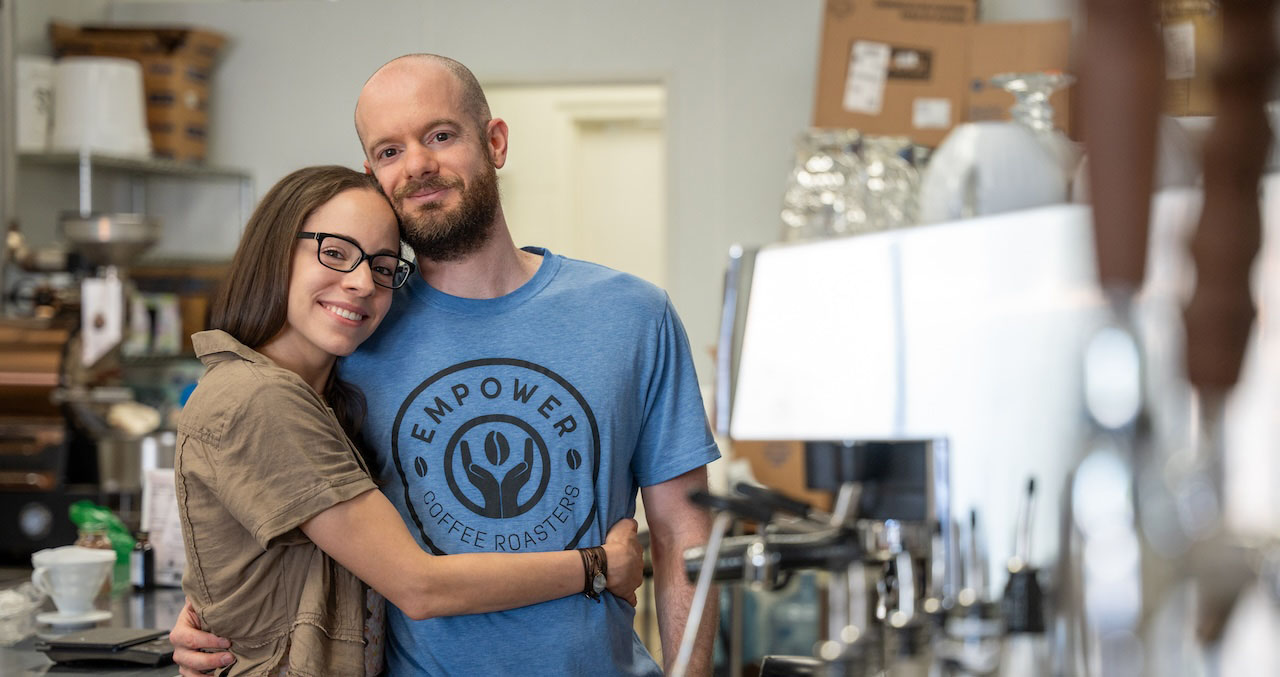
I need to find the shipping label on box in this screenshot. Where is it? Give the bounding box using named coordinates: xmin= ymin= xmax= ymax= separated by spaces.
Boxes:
xmin=844 ymin=41 xmax=892 ymax=114
xmin=1162 ymin=11 xmax=1220 ymax=116
xmin=912 ymin=97 xmax=953 ymax=129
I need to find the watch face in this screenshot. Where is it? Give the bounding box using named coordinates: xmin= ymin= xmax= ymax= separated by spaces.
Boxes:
xmin=592 ymin=573 xmax=606 ymax=594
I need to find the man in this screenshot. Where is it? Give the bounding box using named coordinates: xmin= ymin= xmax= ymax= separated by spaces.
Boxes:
xmin=171 ymin=54 xmax=719 ymax=676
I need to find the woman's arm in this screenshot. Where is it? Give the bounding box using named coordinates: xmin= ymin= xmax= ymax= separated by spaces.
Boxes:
xmin=301 ymin=489 xmax=643 ymax=619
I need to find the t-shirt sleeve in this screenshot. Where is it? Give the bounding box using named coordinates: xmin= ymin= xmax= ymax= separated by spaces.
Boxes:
xmin=631 ymin=296 xmax=721 ymax=487
xmin=213 ymin=381 xmax=377 ymax=549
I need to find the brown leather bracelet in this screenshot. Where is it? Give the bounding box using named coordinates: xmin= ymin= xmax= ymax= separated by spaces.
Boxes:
xmin=578 ymin=547 xmax=593 ymax=599
xmin=579 ymin=546 xmax=606 ymax=601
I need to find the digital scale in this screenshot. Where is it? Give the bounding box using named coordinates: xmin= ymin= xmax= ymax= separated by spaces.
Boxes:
xmin=34 ymin=627 xmax=174 ymax=667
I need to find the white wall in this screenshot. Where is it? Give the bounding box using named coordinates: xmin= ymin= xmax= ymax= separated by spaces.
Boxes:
xmin=15 ymin=0 xmax=111 ymax=53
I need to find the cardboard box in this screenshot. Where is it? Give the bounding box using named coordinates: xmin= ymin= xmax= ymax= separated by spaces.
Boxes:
xmin=1161 ymin=10 xmax=1220 ymax=116
xmin=49 ymin=22 xmax=226 ymax=163
xmin=966 ymin=21 xmax=1074 ymax=135
xmin=729 ymin=440 xmax=834 ymax=512
xmin=814 ymin=0 xmax=977 ymax=146
xmin=813 ymin=0 xmax=1075 ymax=145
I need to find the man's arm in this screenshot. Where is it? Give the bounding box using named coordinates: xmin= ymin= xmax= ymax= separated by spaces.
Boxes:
xmin=641 ymin=465 xmax=717 ymax=676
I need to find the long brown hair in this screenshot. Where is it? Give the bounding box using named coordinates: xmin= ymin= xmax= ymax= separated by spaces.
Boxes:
xmin=210 ymin=165 xmax=385 ymax=444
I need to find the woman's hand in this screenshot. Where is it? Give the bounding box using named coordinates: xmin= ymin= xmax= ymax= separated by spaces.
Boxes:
xmin=169 ymin=599 xmax=234 ymax=676
xmin=602 ymin=518 xmax=644 ymax=606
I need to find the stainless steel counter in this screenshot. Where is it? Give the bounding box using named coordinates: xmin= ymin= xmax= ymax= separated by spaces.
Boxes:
xmin=0 ymin=567 xmax=184 ymax=676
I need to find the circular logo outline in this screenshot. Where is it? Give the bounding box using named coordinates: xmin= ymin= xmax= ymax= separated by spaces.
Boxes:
xmin=390 ymin=358 xmax=601 ymax=554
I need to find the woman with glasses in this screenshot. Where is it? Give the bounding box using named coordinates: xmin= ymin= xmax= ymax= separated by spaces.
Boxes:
xmin=175 ymin=166 xmax=642 ymax=676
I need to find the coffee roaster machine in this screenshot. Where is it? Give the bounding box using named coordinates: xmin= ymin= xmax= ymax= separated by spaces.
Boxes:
xmin=0 ymin=212 xmax=169 ymax=563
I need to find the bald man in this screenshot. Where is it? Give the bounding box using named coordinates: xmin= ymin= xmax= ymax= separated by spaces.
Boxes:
xmin=170 ymin=54 xmax=720 ymax=677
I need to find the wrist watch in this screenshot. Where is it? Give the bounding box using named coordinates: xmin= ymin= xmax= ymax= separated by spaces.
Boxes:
xmin=580 ymin=546 xmax=607 ymax=602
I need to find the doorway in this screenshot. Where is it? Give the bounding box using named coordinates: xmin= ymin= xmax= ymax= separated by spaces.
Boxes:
xmin=483 ymin=83 xmax=667 ymax=288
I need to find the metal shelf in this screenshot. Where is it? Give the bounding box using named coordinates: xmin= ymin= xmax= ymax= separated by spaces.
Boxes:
xmin=17 ymin=150 xmax=254 ymax=229
xmin=18 ymin=151 xmax=250 ymax=180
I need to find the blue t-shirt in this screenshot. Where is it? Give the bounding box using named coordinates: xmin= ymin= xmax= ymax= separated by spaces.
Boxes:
xmin=341 ymin=248 xmax=720 ymax=676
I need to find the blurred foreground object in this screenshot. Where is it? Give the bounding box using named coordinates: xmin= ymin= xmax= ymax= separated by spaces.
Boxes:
xmin=1059 ymin=0 xmax=1279 ymax=674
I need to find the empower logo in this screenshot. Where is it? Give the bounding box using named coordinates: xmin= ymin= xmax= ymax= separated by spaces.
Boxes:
xmin=390 ymin=358 xmax=600 ymax=554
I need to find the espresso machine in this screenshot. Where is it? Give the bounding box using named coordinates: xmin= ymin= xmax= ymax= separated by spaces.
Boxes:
xmin=676 ymin=438 xmax=953 ymax=677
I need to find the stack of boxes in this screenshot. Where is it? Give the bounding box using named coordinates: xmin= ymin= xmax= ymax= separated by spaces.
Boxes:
xmin=812 ymin=0 xmax=1073 ymax=146
xmin=49 ymin=22 xmax=226 ymax=163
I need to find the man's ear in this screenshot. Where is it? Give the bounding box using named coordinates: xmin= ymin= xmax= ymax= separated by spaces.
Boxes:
xmin=487 ymin=118 xmax=509 ymax=169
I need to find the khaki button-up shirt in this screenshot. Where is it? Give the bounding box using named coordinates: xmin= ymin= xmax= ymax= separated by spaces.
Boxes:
xmin=176 ymin=330 xmax=377 ymax=676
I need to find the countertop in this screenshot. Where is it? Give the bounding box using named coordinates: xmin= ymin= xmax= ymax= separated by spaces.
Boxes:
xmin=0 ymin=567 xmax=185 ymax=676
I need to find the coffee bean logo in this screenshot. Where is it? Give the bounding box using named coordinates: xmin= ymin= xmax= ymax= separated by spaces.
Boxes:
xmin=484 ymin=430 xmax=511 ymax=466
xmin=414 ymin=456 xmax=428 ymax=478
xmin=566 ymin=448 xmax=582 ymax=470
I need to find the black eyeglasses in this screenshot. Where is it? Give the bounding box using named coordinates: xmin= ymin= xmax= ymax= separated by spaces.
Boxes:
xmin=296 ymin=232 xmax=416 ymax=289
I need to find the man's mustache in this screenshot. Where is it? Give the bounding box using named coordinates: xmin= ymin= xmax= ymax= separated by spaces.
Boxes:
xmin=393 ymin=176 xmax=464 ymax=202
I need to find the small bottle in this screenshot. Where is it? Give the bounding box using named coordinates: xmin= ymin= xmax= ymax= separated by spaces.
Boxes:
xmin=131 ymin=531 xmax=155 ymax=590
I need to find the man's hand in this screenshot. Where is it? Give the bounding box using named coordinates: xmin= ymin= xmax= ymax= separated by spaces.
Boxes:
xmin=603 ymin=518 xmax=643 ymax=606
xmin=169 ymin=598 xmax=234 ymax=676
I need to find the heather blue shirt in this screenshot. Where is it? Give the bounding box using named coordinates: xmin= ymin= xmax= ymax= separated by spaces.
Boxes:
xmin=342 ymin=248 xmax=719 ymax=676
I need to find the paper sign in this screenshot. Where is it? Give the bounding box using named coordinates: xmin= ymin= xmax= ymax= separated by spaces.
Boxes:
xmin=844 ymin=40 xmax=892 ymax=115
xmin=1164 ymin=22 xmax=1196 ymax=80
xmin=912 ymin=97 xmax=952 ymax=129
xmin=142 ymin=469 xmax=186 ymax=587
xmin=80 ymin=275 xmax=123 ymax=366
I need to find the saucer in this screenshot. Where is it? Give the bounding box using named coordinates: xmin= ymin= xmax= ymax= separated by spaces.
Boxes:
xmin=36 ymin=609 xmax=112 ymax=627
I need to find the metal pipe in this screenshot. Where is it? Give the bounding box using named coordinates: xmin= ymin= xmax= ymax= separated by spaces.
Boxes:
xmin=78 ymin=148 xmax=92 ymax=217
xmin=670 ymin=511 xmax=733 ymax=677
xmin=714 ymin=244 xmax=743 ymax=436
xmin=0 ymin=0 xmax=18 ymax=314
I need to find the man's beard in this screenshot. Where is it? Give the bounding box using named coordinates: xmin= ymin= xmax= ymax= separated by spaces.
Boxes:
xmin=394 ymin=164 xmax=500 ymax=262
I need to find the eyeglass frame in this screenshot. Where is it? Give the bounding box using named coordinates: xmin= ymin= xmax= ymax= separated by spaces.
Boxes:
xmin=296 ymin=231 xmax=416 ymax=289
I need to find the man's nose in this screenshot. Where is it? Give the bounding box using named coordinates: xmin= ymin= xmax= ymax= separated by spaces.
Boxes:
xmin=403 ymin=141 xmax=438 ymax=179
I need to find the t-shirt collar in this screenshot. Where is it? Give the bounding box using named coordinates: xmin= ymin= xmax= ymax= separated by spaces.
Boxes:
xmin=409 ymin=246 xmax=560 ymax=316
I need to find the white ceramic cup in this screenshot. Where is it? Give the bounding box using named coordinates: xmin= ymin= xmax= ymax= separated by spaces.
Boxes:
xmin=30 ymin=546 xmax=116 ymax=615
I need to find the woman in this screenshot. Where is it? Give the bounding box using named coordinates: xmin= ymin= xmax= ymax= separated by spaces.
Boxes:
xmin=174 ymin=166 xmax=642 ymax=676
